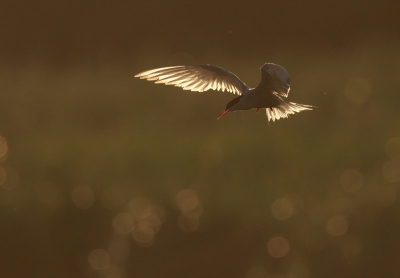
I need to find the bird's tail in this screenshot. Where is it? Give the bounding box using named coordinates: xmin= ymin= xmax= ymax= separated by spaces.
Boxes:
xmin=265 ymin=102 xmax=315 ymax=122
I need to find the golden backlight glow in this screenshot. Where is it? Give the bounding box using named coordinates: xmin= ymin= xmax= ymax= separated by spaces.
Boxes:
xmin=0 ymin=11 xmax=399 ymax=275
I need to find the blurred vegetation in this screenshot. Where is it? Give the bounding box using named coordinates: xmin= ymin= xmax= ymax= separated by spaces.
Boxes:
xmin=1 ymin=1 xmax=400 ymax=277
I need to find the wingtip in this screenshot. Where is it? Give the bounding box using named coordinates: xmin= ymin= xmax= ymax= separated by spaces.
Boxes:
xmin=134 ymin=72 xmax=146 ymax=78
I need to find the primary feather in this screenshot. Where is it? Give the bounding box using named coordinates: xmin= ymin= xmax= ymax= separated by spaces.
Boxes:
xmin=135 ymin=65 xmax=247 ymax=95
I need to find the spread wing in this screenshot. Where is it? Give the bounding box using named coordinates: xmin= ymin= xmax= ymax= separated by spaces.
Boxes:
xmin=265 ymin=102 xmax=314 ymax=122
xmin=263 ymin=63 xmax=291 ymax=98
xmin=135 ymin=65 xmax=248 ymax=95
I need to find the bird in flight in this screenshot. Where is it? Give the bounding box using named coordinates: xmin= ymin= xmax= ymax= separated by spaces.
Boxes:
xmin=135 ymin=63 xmax=314 ymax=122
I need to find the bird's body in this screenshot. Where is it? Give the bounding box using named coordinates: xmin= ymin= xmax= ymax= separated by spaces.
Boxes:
xmin=135 ymin=63 xmax=314 ymax=122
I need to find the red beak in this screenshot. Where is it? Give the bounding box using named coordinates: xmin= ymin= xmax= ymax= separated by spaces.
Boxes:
xmin=217 ymin=109 xmax=229 ymax=120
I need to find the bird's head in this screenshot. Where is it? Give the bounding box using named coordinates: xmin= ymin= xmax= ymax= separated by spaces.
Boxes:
xmin=217 ymin=95 xmax=243 ymax=119
xmin=260 ymin=63 xmax=271 ymax=75
xmin=261 ymin=63 xmax=283 ymax=78
xmin=225 ymin=95 xmax=242 ymax=111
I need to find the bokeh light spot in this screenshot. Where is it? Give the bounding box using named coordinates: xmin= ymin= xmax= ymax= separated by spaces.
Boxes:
xmin=132 ymin=228 xmax=154 ymax=246
xmin=175 ymin=189 xmax=202 ymax=230
xmin=0 ymin=136 xmax=8 ymax=160
xmin=71 ymin=186 xmax=95 ymax=209
xmin=127 ymin=196 xmax=153 ymax=219
xmin=182 ymin=203 xmax=203 ymax=219
xmin=382 ymin=157 xmax=400 ymax=183
xmin=340 ymin=169 xmax=363 ymax=193
xmin=125 ymin=196 xmax=165 ymax=245
xmin=88 ymin=249 xmax=111 ymax=270
xmin=175 ymin=189 xmax=200 ymax=212
xmin=138 ymin=213 xmax=161 ymax=235
xmin=326 ymin=215 xmax=349 ymax=237
xmin=112 ymin=213 xmax=135 ymax=235
xmin=271 ymin=197 xmax=294 ymax=220
xmin=342 ymin=77 xmax=372 ymax=105
xmin=267 ymin=236 xmax=290 ymax=258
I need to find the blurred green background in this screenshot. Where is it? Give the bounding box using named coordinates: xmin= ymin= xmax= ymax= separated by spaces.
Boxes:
xmin=1 ymin=0 xmax=400 ymax=277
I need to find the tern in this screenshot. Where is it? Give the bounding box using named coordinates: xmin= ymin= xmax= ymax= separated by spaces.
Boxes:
xmin=135 ymin=63 xmax=314 ymax=122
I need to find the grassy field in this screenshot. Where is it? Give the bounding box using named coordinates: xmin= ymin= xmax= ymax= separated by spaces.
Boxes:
xmin=1 ymin=41 xmax=400 ymax=277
